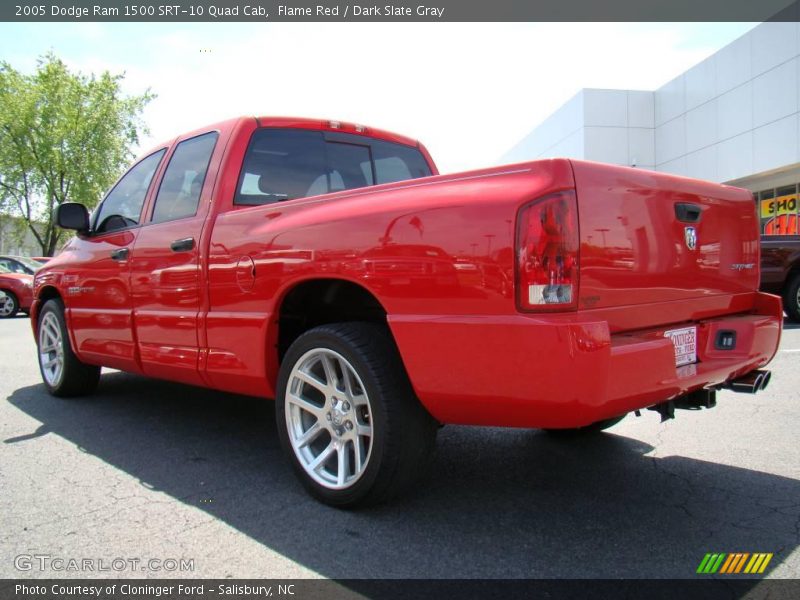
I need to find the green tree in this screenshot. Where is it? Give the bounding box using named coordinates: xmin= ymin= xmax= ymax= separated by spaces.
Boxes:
xmin=0 ymin=53 xmax=154 ymax=255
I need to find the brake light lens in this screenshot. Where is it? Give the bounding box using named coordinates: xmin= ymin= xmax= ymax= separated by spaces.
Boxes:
xmin=516 ymin=190 xmax=579 ymax=311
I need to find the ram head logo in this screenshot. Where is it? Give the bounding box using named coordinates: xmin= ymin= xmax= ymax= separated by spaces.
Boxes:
xmin=684 ymin=226 xmax=697 ymax=251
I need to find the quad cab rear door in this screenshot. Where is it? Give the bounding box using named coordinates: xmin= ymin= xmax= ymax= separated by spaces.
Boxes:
xmin=128 ymin=129 xmax=225 ymax=385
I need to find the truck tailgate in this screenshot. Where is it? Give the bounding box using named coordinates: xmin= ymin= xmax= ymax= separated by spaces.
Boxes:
xmin=571 ymin=161 xmax=760 ymax=332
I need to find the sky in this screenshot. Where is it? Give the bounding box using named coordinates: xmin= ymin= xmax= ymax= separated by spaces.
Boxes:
xmin=0 ymin=22 xmax=757 ymax=174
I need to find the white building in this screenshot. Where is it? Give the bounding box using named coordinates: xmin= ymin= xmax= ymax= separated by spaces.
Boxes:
xmin=0 ymin=215 xmax=43 ymax=256
xmin=502 ymin=21 xmax=800 ymax=236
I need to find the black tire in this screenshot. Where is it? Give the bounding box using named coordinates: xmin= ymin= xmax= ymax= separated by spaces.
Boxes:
xmin=276 ymin=322 xmax=438 ymax=508
xmin=36 ymin=299 xmax=100 ymax=397
xmin=544 ymin=414 xmax=627 ymax=437
xmin=0 ymin=290 xmax=19 ymax=318
xmin=784 ymin=272 xmax=800 ymax=323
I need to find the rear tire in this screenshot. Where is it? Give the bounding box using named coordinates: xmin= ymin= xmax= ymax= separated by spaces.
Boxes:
xmin=784 ymin=272 xmax=800 ymax=323
xmin=544 ymin=414 xmax=627 ymax=436
xmin=37 ymin=299 xmax=100 ymax=397
xmin=276 ymin=322 xmax=438 ymax=508
xmin=0 ymin=290 xmax=19 ymax=318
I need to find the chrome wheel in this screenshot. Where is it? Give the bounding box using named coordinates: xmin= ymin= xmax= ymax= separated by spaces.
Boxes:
xmin=0 ymin=291 xmax=16 ymax=317
xmin=285 ymin=348 xmax=373 ymax=490
xmin=39 ymin=311 xmax=65 ymax=387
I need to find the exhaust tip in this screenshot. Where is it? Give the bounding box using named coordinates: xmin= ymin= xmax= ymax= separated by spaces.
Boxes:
xmin=753 ymin=372 xmax=765 ymax=392
xmin=760 ymin=370 xmax=772 ymax=391
xmin=723 ymin=369 xmax=772 ymax=394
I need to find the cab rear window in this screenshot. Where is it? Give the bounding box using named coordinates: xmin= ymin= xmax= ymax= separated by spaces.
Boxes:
xmin=235 ymin=128 xmax=432 ymax=205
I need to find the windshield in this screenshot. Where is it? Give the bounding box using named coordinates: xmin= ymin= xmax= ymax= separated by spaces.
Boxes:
xmin=0 ymin=256 xmax=39 ymax=274
xmin=15 ymin=256 xmax=42 ymax=272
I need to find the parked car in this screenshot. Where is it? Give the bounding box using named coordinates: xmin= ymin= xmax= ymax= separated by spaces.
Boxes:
xmin=0 ymin=255 xmax=42 ymax=275
xmin=760 ymin=237 xmax=800 ymax=321
xmin=0 ymin=263 xmax=33 ymax=318
xmin=31 ymin=116 xmax=782 ymax=507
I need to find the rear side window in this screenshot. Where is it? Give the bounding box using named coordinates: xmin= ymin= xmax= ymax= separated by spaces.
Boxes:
xmin=151 ymin=132 xmax=219 ymax=223
xmin=94 ymin=150 xmax=165 ymax=234
xmin=371 ymin=139 xmax=431 ymax=184
xmin=235 ymin=128 xmax=432 ymax=205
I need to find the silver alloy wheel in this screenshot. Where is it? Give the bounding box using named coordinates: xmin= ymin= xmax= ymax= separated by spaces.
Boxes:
xmin=39 ymin=312 xmax=65 ymax=387
xmin=0 ymin=291 xmax=14 ymax=317
xmin=285 ymin=348 xmax=373 ymax=490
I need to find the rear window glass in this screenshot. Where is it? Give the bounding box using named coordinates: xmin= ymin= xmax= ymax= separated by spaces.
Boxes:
xmin=235 ymin=128 xmax=432 ymax=206
xmin=371 ymin=139 xmax=431 ymax=184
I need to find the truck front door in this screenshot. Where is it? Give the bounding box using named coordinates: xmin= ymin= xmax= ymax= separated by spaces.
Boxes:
xmin=65 ymin=149 xmax=166 ymax=372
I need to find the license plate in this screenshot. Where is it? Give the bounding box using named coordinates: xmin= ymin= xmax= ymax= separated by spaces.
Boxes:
xmin=664 ymin=326 xmax=697 ymax=367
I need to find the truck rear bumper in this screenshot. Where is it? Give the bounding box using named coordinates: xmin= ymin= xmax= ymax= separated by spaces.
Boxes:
xmin=389 ymin=292 xmax=783 ymax=428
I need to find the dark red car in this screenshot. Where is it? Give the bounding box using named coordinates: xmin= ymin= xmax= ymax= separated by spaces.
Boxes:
xmin=0 ymin=263 xmax=33 ymax=318
xmin=760 ymin=237 xmax=800 ymax=321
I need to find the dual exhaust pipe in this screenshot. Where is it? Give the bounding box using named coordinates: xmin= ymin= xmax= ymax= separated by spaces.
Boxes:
xmin=723 ymin=369 xmax=772 ymax=394
xmin=650 ymin=368 xmax=771 ymax=422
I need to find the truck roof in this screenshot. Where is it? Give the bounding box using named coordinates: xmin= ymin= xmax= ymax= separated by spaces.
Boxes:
xmin=137 ymin=115 xmax=423 ymax=161
xmin=254 ymin=116 xmax=422 ymax=148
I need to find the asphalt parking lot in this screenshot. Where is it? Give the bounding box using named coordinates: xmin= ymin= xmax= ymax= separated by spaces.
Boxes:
xmin=1 ymin=315 xmax=798 ymax=580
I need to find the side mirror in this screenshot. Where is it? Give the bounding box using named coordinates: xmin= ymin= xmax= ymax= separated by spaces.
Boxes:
xmin=56 ymin=203 xmax=90 ymax=233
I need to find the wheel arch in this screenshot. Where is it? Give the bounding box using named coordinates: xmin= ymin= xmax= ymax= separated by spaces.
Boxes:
xmin=269 ymin=277 xmax=409 ymax=389
xmin=33 ymin=286 xmax=63 ymax=327
xmin=272 ymin=277 xmax=389 ymax=362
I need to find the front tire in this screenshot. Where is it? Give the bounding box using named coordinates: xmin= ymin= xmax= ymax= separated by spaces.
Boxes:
xmin=784 ymin=272 xmax=800 ymax=323
xmin=37 ymin=299 xmax=100 ymax=397
xmin=276 ymin=322 xmax=438 ymax=508
xmin=0 ymin=290 xmax=19 ymax=318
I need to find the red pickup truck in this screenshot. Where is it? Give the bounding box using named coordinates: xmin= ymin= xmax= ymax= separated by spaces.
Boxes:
xmin=32 ymin=116 xmax=782 ymax=506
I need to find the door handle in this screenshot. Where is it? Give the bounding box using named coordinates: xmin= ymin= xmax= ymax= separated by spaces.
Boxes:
xmin=170 ymin=237 xmax=195 ymax=252
xmin=675 ymin=202 xmax=702 ymax=223
xmin=110 ymin=248 xmax=130 ymax=261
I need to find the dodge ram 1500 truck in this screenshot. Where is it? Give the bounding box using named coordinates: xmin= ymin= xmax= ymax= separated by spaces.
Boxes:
xmin=32 ymin=116 xmax=783 ymax=507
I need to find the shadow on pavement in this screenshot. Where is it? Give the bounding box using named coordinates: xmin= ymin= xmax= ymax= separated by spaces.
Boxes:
xmin=6 ymin=372 xmax=799 ymax=579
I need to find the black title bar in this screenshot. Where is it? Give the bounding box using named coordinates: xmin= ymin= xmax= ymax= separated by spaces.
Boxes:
xmin=3 ymin=0 xmax=800 ymax=22
xmin=4 ymin=579 xmax=800 ymax=600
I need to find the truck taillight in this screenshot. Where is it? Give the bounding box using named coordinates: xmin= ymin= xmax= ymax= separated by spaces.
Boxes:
xmin=516 ymin=190 xmax=579 ymax=311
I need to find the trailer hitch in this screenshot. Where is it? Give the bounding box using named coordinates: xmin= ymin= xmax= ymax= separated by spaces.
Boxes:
xmin=647 ymin=388 xmax=717 ymax=422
